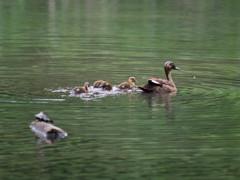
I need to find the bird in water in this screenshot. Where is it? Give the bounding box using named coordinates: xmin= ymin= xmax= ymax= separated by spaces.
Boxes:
xmin=93 ymin=80 xmax=105 ymax=88
xmin=72 ymin=82 xmax=90 ymax=94
xmin=99 ymin=81 xmax=112 ymax=91
xmin=138 ymin=61 xmax=180 ymax=93
xmin=118 ymin=76 xmax=138 ymax=90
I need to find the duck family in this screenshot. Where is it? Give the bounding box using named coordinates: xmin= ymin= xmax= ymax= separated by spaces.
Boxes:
xmin=72 ymin=76 xmax=138 ymax=94
xmin=31 ymin=61 xmax=181 ymax=143
xmin=72 ymin=61 xmax=180 ymax=94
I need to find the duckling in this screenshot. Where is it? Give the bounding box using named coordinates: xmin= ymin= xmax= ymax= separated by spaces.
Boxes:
xmin=118 ymin=76 xmax=138 ymax=89
xmin=72 ymin=82 xmax=90 ymax=94
xmin=138 ymin=61 xmax=180 ymax=93
xmin=93 ymin=80 xmax=105 ymax=88
xmin=99 ymin=81 xmax=113 ymax=91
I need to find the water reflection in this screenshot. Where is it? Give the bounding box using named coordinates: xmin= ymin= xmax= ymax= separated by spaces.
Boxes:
xmin=30 ymin=127 xmax=66 ymax=145
xmin=33 ymin=134 xmax=62 ymax=145
xmin=1 ymin=0 xmax=240 ymax=179
xmin=141 ymin=92 xmax=176 ymax=120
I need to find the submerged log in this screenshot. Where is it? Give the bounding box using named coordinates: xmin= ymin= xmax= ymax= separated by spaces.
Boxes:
xmin=30 ymin=120 xmax=68 ymax=140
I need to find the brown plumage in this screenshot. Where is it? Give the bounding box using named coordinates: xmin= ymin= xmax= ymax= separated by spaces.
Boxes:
xmin=93 ymin=80 xmax=104 ymax=88
xmin=99 ymin=81 xmax=112 ymax=91
xmin=138 ymin=61 xmax=180 ymax=93
xmin=118 ymin=76 xmax=138 ymax=89
xmin=72 ymin=82 xmax=90 ymax=94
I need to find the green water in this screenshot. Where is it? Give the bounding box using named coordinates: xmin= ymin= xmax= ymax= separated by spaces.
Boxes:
xmin=1 ymin=0 xmax=240 ymax=179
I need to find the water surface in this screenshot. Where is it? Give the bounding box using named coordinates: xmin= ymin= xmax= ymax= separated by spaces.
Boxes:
xmin=1 ymin=0 xmax=240 ymax=179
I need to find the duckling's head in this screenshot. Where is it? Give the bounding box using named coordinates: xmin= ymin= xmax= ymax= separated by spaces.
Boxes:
xmin=164 ymin=61 xmax=181 ymax=71
xmin=129 ymin=76 xmax=138 ymax=84
xmin=84 ymin=82 xmax=90 ymax=90
xmin=100 ymin=81 xmax=112 ymax=91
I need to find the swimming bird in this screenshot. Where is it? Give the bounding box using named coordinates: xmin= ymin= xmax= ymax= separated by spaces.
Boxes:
xmin=138 ymin=61 xmax=180 ymax=93
xmin=99 ymin=81 xmax=113 ymax=91
xmin=72 ymin=82 xmax=90 ymax=94
xmin=93 ymin=80 xmax=105 ymax=88
xmin=118 ymin=76 xmax=138 ymax=90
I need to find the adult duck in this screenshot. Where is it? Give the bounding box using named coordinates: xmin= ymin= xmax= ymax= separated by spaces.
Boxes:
xmin=138 ymin=61 xmax=180 ymax=93
xmin=118 ymin=76 xmax=138 ymax=90
xmin=72 ymin=82 xmax=90 ymax=94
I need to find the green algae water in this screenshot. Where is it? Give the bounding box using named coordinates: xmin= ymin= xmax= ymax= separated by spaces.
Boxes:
xmin=1 ymin=0 xmax=240 ymax=179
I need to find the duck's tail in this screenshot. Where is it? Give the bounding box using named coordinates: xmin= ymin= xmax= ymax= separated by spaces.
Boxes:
xmin=138 ymin=85 xmax=154 ymax=93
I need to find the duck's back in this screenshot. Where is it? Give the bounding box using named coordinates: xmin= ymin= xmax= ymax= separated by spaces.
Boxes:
xmin=138 ymin=78 xmax=177 ymax=93
xmin=118 ymin=82 xmax=134 ymax=89
xmin=93 ymin=80 xmax=104 ymax=88
xmin=73 ymin=87 xmax=86 ymax=94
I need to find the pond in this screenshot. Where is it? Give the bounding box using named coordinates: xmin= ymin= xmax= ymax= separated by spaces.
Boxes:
xmin=1 ymin=0 xmax=240 ymax=179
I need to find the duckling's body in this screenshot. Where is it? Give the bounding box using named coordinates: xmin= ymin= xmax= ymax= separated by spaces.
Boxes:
xmin=93 ymin=80 xmax=104 ymax=88
xmin=72 ymin=82 xmax=90 ymax=94
xmin=118 ymin=77 xmax=138 ymax=90
xmin=100 ymin=81 xmax=113 ymax=91
xmin=138 ymin=61 xmax=180 ymax=93
xmin=93 ymin=80 xmax=112 ymax=91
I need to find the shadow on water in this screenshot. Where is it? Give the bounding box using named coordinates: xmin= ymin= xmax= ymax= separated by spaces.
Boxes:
xmin=140 ymin=92 xmax=176 ymax=120
xmin=33 ymin=134 xmax=62 ymax=145
xmin=30 ymin=125 xmax=67 ymax=145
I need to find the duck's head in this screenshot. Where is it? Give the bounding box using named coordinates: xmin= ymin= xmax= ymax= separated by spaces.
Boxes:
xmin=129 ymin=76 xmax=138 ymax=84
xmin=84 ymin=82 xmax=90 ymax=90
xmin=164 ymin=61 xmax=181 ymax=71
xmin=100 ymin=81 xmax=112 ymax=91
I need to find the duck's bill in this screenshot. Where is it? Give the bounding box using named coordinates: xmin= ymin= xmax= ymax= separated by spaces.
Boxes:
xmin=174 ymin=67 xmax=181 ymax=70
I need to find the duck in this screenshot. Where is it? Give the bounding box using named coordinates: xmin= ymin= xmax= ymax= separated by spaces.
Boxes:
xmin=72 ymin=82 xmax=90 ymax=94
xmin=93 ymin=80 xmax=105 ymax=88
xmin=138 ymin=61 xmax=180 ymax=93
xmin=118 ymin=76 xmax=138 ymax=90
xmin=99 ymin=81 xmax=113 ymax=91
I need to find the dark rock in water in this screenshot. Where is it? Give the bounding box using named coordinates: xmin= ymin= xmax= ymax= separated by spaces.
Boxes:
xmin=35 ymin=112 xmax=53 ymax=123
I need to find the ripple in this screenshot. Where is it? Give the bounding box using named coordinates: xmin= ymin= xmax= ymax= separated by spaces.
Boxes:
xmin=49 ymin=86 xmax=139 ymax=101
xmin=69 ymin=86 xmax=138 ymax=101
xmin=44 ymin=88 xmax=70 ymax=93
xmin=33 ymin=99 xmax=66 ymax=102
